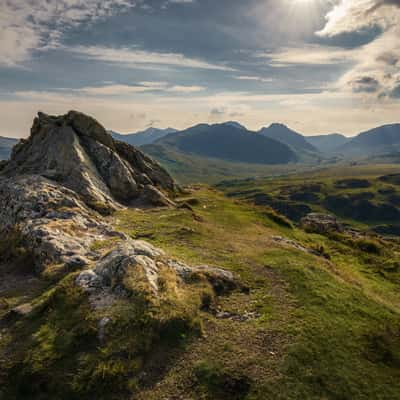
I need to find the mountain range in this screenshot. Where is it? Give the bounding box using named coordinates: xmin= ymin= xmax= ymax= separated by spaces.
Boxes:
xmin=145 ymin=123 xmax=297 ymax=165
xmin=3 ymin=122 xmax=400 ymax=168
xmin=110 ymin=127 xmax=177 ymax=146
xmin=338 ymin=124 xmax=400 ymax=157
xmin=0 ymin=136 xmax=18 ymax=160
xmin=259 ymin=123 xmax=318 ymax=154
xmin=306 ymin=133 xmax=350 ymax=153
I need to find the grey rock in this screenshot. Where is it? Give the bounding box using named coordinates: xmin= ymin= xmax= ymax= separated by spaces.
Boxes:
xmin=10 ymin=303 xmax=33 ymax=317
xmin=1 ymin=111 xmax=239 ymax=316
xmin=2 ymin=111 xmax=175 ymax=211
xmin=142 ymin=185 xmax=176 ymax=207
xmin=98 ymin=317 xmax=111 ymax=343
xmin=272 ymin=236 xmax=310 ymax=253
xmin=77 ymin=241 xmax=239 ymax=309
xmin=300 ymin=213 xmax=344 ymax=234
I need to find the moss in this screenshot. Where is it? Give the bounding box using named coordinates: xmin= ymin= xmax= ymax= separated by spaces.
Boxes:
xmin=86 ymin=200 xmax=115 ymax=216
xmin=194 ymin=359 xmax=251 ymax=399
xmin=0 ymin=226 xmax=34 ymax=273
xmin=1 ymin=256 xmax=222 ymax=399
xmin=90 ymin=238 xmax=122 ymax=252
xmin=3 ymin=170 xmax=400 ymax=400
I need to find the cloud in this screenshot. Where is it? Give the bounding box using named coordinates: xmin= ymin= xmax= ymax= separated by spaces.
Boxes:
xmin=317 ymin=0 xmax=400 ymax=37
xmin=3 ymin=85 xmax=399 ymax=138
xmin=260 ymin=45 xmax=356 ymax=66
xmin=69 ymin=46 xmax=235 ymax=71
xmin=79 ymin=82 xmax=168 ymax=95
xmin=349 ymin=76 xmax=380 ymax=92
xmin=166 ymin=85 xmax=205 ymax=92
xmin=0 ymin=0 xmax=137 ymax=66
xmin=317 ymin=0 xmax=400 ymax=99
xmin=235 ymin=75 xmax=274 ymax=83
xmin=19 ymin=82 xmax=206 ymax=97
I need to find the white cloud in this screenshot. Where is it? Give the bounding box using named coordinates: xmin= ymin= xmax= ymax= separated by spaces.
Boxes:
xmin=260 ymin=45 xmax=356 ymax=66
xmin=13 ymin=82 xmax=206 ymax=97
xmin=166 ymin=85 xmax=205 ymax=92
xmin=316 ymin=0 xmax=400 ymax=99
xmin=69 ymin=46 xmax=235 ymax=71
xmin=0 ymin=0 xmax=136 ymax=66
xmin=4 ymin=87 xmax=399 ymax=138
xmin=78 ymin=82 xmax=168 ymax=95
xmin=235 ymin=76 xmax=274 ymax=83
xmin=317 ymin=0 xmax=400 ymax=37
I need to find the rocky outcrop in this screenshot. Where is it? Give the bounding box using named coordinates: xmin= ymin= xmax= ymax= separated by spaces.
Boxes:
xmin=1 ymin=111 xmax=175 ymax=212
xmin=0 ymin=110 xmax=238 ymax=305
xmin=76 ymin=240 xmax=237 ymax=310
xmin=300 ymin=213 xmax=344 ymax=234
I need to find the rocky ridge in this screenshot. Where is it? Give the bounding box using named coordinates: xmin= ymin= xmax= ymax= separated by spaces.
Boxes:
xmin=0 ymin=113 xmax=240 ymax=399
xmin=0 ymin=111 xmax=238 ymax=317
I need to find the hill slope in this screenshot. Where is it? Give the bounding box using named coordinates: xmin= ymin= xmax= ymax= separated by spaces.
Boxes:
xmin=259 ymin=123 xmax=318 ymax=154
xmin=111 ymin=127 xmax=177 ymax=146
xmin=306 ymin=133 xmax=349 ymax=153
xmin=153 ymin=123 xmax=297 ymax=165
xmin=340 ymin=124 xmax=400 ymax=156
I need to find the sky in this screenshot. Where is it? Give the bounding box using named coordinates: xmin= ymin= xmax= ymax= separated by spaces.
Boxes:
xmin=0 ymin=0 xmax=399 ymax=138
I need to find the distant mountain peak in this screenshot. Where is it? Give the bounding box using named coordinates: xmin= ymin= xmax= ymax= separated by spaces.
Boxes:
xmin=111 ymin=127 xmax=177 ymax=147
xmin=259 ymin=123 xmax=318 ymax=154
xmin=306 ymin=133 xmax=349 ymax=153
xmin=148 ymin=122 xmax=297 ymax=164
xmin=339 ymin=123 xmax=400 ymax=157
xmin=222 ymin=121 xmax=247 ymax=130
xmin=268 ymin=122 xmax=289 ymax=129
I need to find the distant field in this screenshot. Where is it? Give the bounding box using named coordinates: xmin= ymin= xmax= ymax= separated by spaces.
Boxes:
xmin=217 ymin=164 xmax=400 ymax=232
xmin=143 ymin=143 xmax=353 ymax=185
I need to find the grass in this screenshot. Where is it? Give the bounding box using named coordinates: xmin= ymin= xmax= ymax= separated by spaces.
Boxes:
xmin=1 ymin=167 xmax=400 ymax=399
xmin=112 ymin=185 xmax=400 ymax=399
xmin=218 ymin=164 xmax=400 ymax=230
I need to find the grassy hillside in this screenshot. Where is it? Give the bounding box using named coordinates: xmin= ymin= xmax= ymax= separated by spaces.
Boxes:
xmin=114 ymin=184 xmax=400 ymax=399
xmin=218 ymin=164 xmax=400 ymax=231
xmin=1 ymin=166 xmax=400 ymax=399
xmin=142 ymin=143 xmax=331 ymax=185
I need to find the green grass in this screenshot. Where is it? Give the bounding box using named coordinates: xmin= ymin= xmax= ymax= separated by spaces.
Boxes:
xmin=2 ymin=168 xmax=400 ymax=399
xmin=112 ymin=185 xmax=400 ymax=399
xmin=218 ymin=164 xmax=400 ymax=230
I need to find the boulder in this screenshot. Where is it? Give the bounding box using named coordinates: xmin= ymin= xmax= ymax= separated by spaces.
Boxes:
xmin=76 ymin=240 xmax=239 ymax=308
xmin=300 ymin=213 xmax=344 ymax=234
xmin=2 ymin=111 xmax=174 ymax=210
